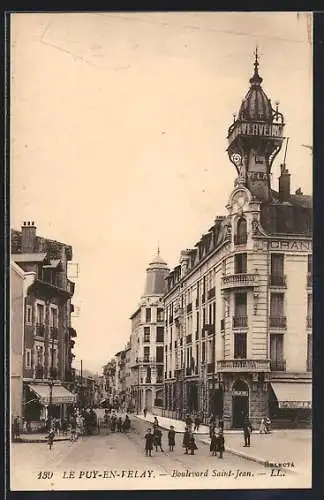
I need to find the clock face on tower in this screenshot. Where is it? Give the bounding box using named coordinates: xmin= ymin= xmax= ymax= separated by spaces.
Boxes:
xmin=232 ymin=190 xmax=248 ymax=212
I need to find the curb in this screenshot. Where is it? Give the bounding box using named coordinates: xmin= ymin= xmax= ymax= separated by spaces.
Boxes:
xmin=14 ymin=437 xmax=71 ymax=444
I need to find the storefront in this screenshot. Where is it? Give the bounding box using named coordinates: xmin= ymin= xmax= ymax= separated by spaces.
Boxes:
xmin=24 ymin=383 xmax=76 ymax=428
xmin=269 ymin=381 xmax=312 ymax=428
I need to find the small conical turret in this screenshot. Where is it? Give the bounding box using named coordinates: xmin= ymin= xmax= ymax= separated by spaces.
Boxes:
xmin=143 ymin=249 xmax=169 ymax=297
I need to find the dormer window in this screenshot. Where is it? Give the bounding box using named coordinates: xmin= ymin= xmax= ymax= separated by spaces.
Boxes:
xmin=235 ymin=217 xmax=247 ymax=245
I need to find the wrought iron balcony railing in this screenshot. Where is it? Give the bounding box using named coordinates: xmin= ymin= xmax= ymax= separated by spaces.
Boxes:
xmin=232 ymin=315 xmax=248 ymax=328
xmin=270 ymin=359 xmax=286 ymax=371
xmin=269 ymin=316 xmax=287 ymax=328
xmin=234 ymin=234 xmax=247 ymax=245
xmin=35 ymin=323 xmax=45 ymax=337
xmin=269 ymin=275 xmax=287 ymax=287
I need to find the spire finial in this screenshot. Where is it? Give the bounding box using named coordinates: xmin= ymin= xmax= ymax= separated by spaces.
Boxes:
xmin=157 ymin=241 xmax=160 ymax=257
xmin=254 ymin=45 xmax=259 ymax=75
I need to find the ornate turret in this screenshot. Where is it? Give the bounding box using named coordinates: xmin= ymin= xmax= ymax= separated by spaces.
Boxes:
xmin=227 ymin=48 xmax=285 ymax=203
xmin=143 ymin=248 xmax=170 ymax=297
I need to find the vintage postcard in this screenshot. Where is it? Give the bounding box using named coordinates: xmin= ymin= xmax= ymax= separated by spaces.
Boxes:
xmin=9 ymin=11 xmax=312 ymax=491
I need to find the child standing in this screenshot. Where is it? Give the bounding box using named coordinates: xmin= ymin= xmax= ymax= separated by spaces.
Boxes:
xmin=168 ymin=425 xmax=176 ymax=452
xmin=144 ymin=428 xmax=154 ymax=457
xmin=188 ymin=432 xmax=198 ymax=455
xmin=46 ymin=428 xmax=55 ymax=450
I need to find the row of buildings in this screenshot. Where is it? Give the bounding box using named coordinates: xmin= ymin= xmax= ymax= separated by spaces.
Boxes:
xmin=107 ymin=53 xmax=312 ymax=429
xmin=10 ymin=223 xmax=99 ymax=429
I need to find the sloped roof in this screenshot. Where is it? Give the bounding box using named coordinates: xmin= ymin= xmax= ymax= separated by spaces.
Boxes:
xmin=12 ymin=252 xmax=47 ymax=263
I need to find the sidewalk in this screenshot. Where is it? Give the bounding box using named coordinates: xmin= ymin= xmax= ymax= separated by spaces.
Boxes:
xmin=14 ymin=433 xmax=70 ymax=443
xmin=135 ymin=413 xmax=312 ymax=475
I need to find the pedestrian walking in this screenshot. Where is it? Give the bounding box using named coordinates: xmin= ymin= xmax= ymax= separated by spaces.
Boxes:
xmin=188 ymin=432 xmax=198 ymax=455
xmin=185 ymin=414 xmax=193 ymax=431
xmin=153 ymin=416 xmax=159 ymax=428
xmin=183 ymin=427 xmax=190 ymax=454
xmin=259 ymin=418 xmax=266 ymax=434
xmin=46 ymin=428 xmax=55 ymax=450
xmin=153 ymin=426 xmax=164 ymax=452
xmin=143 ymin=408 xmax=147 ymax=418
xmin=111 ymin=415 xmax=117 ymax=432
xmin=168 ymin=426 xmax=175 ymax=452
xmin=117 ymin=417 xmax=123 ymax=432
xmin=144 ymin=428 xmax=154 ymax=457
xmin=123 ymin=414 xmax=131 ymax=432
xmin=242 ymin=415 xmax=253 ymax=447
xmin=209 ymin=420 xmax=216 ymax=439
xmin=194 ymin=414 xmax=201 ymax=432
xmin=210 ymin=431 xmax=217 ymax=456
xmin=70 ymin=416 xmax=77 ymax=441
xmin=216 ymin=430 xmax=225 ymax=459
xmin=13 ymin=416 xmax=20 ymax=441
xmin=264 ymin=417 xmax=272 ymax=434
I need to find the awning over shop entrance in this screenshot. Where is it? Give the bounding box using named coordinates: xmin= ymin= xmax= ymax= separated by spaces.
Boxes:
xmin=271 ymin=382 xmax=312 ymax=409
xmin=28 ymin=384 xmax=76 ymax=405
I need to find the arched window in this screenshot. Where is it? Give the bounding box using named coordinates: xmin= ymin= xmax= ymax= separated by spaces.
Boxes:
xmin=235 ymin=217 xmax=247 ymax=245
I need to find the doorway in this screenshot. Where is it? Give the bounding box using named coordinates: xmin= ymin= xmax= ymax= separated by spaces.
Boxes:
xmin=232 ymin=379 xmax=249 ymax=428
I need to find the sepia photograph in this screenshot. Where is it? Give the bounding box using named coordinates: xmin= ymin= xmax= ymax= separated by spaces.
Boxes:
xmin=9 ymin=11 xmax=312 ymax=491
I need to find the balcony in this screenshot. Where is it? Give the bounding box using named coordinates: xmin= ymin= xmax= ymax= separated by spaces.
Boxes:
xmin=186 ymin=303 xmax=193 ymax=314
xmin=269 ymin=275 xmax=287 ymax=287
xmin=35 ymin=323 xmax=45 ymax=337
xmin=269 ymin=316 xmax=287 ymax=329
xmin=234 ymin=234 xmax=247 ymax=246
xmin=270 ymin=359 xmax=286 ymax=371
xmin=186 ymin=367 xmax=193 ymax=376
xmin=156 ymin=377 xmax=163 ymax=384
xmin=232 ymin=316 xmax=248 ymax=328
xmin=207 ymin=362 xmax=215 ymax=374
xmin=203 ymin=324 xmax=215 ymax=335
xmin=217 ymin=359 xmax=270 ymax=372
xmin=221 ymin=273 xmax=257 ymax=290
xmin=307 ymin=273 xmax=312 ymax=288
xmin=145 ymin=378 xmax=151 ymax=384
xmin=143 ymin=337 xmax=150 ymax=343
xmin=207 ymin=287 xmax=215 ymax=300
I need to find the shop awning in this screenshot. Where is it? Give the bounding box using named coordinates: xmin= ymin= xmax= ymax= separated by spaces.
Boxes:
xmin=271 ymin=382 xmax=312 ymax=409
xmin=28 ymin=384 xmax=76 ymax=405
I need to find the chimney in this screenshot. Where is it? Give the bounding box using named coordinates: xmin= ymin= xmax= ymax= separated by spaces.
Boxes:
xmin=278 ymin=164 xmax=291 ymax=202
xmin=21 ymin=221 xmax=36 ymax=253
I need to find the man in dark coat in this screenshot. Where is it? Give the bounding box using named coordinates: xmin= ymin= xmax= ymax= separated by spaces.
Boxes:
xmin=183 ymin=426 xmax=190 ymax=454
xmin=144 ymin=428 xmax=154 ymax=456
xmin=216 ymin=430 xmax=225 ymax=458
xmin=153 ymin=426 xmax=164 ymax=452
xmin=168 ymin=425 xmax=176 ymax=451
xmin=242 ymin=415 xmax=253 ymax=447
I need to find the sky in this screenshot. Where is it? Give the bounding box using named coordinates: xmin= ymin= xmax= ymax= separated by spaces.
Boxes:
xmin=10 ymin=12 xmax=312 ymax=374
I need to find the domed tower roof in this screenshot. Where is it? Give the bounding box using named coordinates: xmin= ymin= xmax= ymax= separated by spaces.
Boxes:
xmin=238 ymin=48 xmax=273 ymax=122
xmin=143 ymin=248 xmax=169 ymax=297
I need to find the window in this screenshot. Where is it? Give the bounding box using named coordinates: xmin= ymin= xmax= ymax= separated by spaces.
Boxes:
xmin=202 ymin=342 xmax=206 ymax=362
xmin=36 ymin=303 xmax=44 ymax=324
xmin=157 ymin=308 xmax=164 ymax=322
xmin=156 ymin=327 xmax=164 ymax=343
xmin=234 ymin=333 xmax=247 ymax=358
xmin=270 ymin=293 xmax=284 ymax=316
xmin=144 ymin=326 xmax=150 ymax=342
xmin=156 ymin=346 xmax=164 ymax=363
xmin=25 ymin=305 xmax=32 ymax=324
xmin=234 ymin=253 xmax=247 ymax=274
xmin=235 ymin=218 xmax=247 ymax=245
xmin=196 ymin=311 xmax=199 ymax=333
xmin=270 ymin=334 xmax=285 ymax=370
xmin=307 ymin=255 xmax=312 ymax=274
xmin=270 ymin=254 xmax=285 ymax=286
xmin=25 ymin=349 xmax=32 ymax=369
xmin=50 ymin=307 xmax=58 ymax=328
xmin=234 ymin=293 xmax=247 ymax=326
xmin=145 ymin=308 xmax=151 ymax=323
xmin=144 ymin=346 xmax=150 ymax=361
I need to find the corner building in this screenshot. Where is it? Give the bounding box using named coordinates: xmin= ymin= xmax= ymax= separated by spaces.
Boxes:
xmin=130 ymin=252 xmax=169 ymax=412
xmin=163 ymin=55 xmax=312 ymax=429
